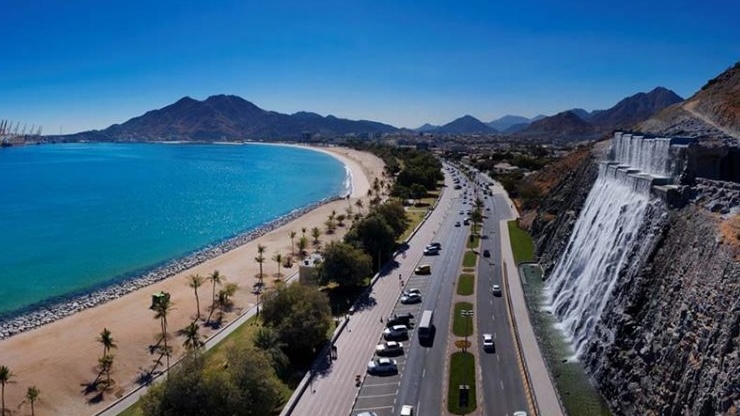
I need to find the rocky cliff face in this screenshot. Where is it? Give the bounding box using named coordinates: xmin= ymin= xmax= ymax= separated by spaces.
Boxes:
xmin=526 ymin=145 xmax=740 ymax=415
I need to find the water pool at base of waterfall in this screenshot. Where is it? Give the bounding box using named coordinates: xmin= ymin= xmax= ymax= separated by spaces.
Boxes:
xmin=519 ymin=263 xmax=612 ymax=416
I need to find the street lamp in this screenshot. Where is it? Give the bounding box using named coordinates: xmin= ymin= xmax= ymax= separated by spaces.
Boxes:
xmin=461 ymin=310 xmax=474 ymax=352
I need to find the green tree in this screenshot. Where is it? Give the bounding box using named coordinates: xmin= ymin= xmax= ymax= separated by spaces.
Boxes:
xmin=25 ymin=385 xmax=40 ymax=416
xmin=217 ymin=282 xmax=239 ymax=313
xmin=345 ymin=213 xmax=396 ymax=272
xmin=289 ymin=230 xmax=297 ymax=258
xmin=253 ymin=327 xmax=288 ymax=376
xmin=272 ymin=252 xmax=283 ymax=278
xmin=177 ymin=321 xmax=204 ymax=352
xmin=297 ymin=236 xmax=308 ymax=259
xmin=206 ymin=270 xmax=223 ymax=323
xmin=151 ymin=293 xmax=173 ymax=372
xmin=410 ymin=183 xmax=427 ymax=199
xmin=98 ymin=354 xmax=115 ymax=388
xmin=320 ymin=241 xmax=372 ymax=286
xmin=97 ymin=327 xmax=117 ymax=358
xmin=336 ymin=213 xmax=346 ymax=227
xmin=261 ymin=283 xmax=332 ymax=357
xmin=370 ymin=200 xmax=409 ymax=238
xmin=255 ymin=244 xmax=266 ymax=287
xmin=224 ymin=346 xmax=285 ymax=415
xmin=187 ymin=274 xmax=205 ymax=320
xmin=311 ymin=227 xmax=322 ymax=249
xmin=0 ymin=365 xmax=13 ymax=416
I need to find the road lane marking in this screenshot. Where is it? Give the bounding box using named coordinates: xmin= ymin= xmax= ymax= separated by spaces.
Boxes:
xmin=357 ymin=393 xmax=399 ymax=399
xmin=352 ymin=405 xmax=394 ymax=412
xmin=501 ymin=380 xmax=505 ymax=390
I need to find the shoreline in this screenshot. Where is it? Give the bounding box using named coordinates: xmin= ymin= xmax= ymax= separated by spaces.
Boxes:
xmin=0 ymin=195 xmax=341 ymax=339
xmin=0 ymin=145 xmax=383 ymax=416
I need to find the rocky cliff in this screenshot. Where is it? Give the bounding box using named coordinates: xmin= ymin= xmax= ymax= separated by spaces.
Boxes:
xmin=525 ymin=143 xmax=740 ymax=415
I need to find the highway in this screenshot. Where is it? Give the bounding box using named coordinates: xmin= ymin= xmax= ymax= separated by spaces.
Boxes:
xmin=476 ymin=183 xmax=529 ymax=415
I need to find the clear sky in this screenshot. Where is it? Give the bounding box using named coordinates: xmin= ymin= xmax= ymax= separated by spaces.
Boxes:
xmin=2 ymin=0 xmax=739 ymax=133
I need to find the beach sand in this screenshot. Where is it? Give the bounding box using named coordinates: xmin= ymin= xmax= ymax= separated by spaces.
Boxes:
xmin=0 ymin=145 xmax=384 ymax=416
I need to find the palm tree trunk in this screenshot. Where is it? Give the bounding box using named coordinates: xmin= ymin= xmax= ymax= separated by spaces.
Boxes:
xmin=194 ymin=287 xmax=201 ymax=320
xmin=1 ymin=383 xmax=5 ymax=416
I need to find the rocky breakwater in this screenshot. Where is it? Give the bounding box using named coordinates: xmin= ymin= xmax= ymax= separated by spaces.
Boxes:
xmin=585 ymin=206 xmax=739 ymax=415
xmin=0 ymin=197 xmax=340 ymax=339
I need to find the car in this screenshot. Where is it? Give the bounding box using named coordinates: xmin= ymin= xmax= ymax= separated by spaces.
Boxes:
xmin=459 ymin=210 xmax=464 ymax=214
xmin=375 ymin=341 xmax=404 ymax=356
xmin=400 ymin=293 xmax=422 ymax=304
xmin=387 ymin=312 xmax=414 ymax=326
xmin=427 ymin=242 xmax=441 ymax=250
xmin=366 ymin=357 xmax=398 ymax=375
xmin=414 ymin=264 xmax=431 ymax=275
xmin=383 ymin=325 xmax=409 ymax=340
xmin=356 ymin=412 xmax=379 ymax=416
xmin=455 ymin=221 xmax=461 ymax=227
xmin=483 ymin=249 xmax=491 ymax=257
xmin=400 ymin=405 xmax=414 ymax=416
xmin=486 ymin=207 xmax=490 ymax=211
xmin=483 ymin=333 xmax=495 ymax=352
xmin=463 ymin=219 xmax=470 ymax=225
xmin=492 ymin=284 xmax=502 ymax=296
xmin=404 ymin=288 xmax=421 ymax=296
xmin=512 ymin=412 xmax=528 ymax=416
xmin=423 ymin=247 xmax=440 ymax=255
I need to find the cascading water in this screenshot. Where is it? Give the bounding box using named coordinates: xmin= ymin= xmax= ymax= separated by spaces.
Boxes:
xmin=544 ymin=133 xmax=683 ymax=359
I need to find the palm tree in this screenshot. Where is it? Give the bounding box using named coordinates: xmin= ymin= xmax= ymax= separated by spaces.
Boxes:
xmin=297 ymin=236 xmax=308 ymax=259
xmin=0 ymin=365 xmax=13 ymax=416
xmin=97 ymin=327 xmax=117 ymax=358
xmin=98 ymin=354 xmax=114 ymax=388
xmin=301 ymin=227 xmax=307 ymax=238
xmin=151 ymin=294 xmax=173 ymax=372
xmin=25 ymin=386 xmax=40 ymax=416
xmin=187 ymin=274 xmax=205 ymax=320
xmin=311 ymin=227 xmax=321 ymax=248
xmin=255 ymin=244 xmax=266 ymax=287
xmin=355 ymin=199 xmax=364 ymax=214
xmin=253 ymin=327 xmax=288 ymax=375
xmin=289 ymin=230 xmax=297 ymax=258
xmin=272 ymin=252 xmax=283 ymax=278
xmin=216 ymin=283 xmax=239 ymax=313
xmin=206 ymin=270 xmax=223 ymax=323
xmin=177 ymin=320 xmax=204 ymax=352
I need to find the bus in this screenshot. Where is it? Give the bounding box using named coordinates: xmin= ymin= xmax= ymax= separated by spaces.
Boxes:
xmin=418 ymin=310 xmax=434 ymax=342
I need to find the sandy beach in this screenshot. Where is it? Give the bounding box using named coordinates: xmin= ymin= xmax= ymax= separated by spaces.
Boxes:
xmin=0 ymin=145 xmax=385 ymax=416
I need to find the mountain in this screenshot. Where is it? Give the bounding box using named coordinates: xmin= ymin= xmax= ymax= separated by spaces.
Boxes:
xmin=516 ymin=110 xmax=596 ymax=140
xmin=503 ymin=122 xmax=531 ymax=134
xmin=433 ymin=115 xmax=497 ymax=134
xmin=415 ymin=123 xmax=440 ymax=132
xmin=73 ymin=95 xmax=398 ymax=141
xmin=639 ymin=61 xmax=740 ymax=138
xmin=568 ymin=108 xmax=592 ymax=121
xmin=590 ymin=87 xmax=683 ymax=130
xmin=487 ymin=115 xmax=531 ymax=131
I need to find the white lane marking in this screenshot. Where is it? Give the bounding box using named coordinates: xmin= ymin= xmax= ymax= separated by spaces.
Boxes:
xmin=358 ymin=393 xmax=400 ymax=399
xmin=500 ymin=380 xmax=505 ymax=390
xmin=353 ymin=405 xmax=394 ymax=412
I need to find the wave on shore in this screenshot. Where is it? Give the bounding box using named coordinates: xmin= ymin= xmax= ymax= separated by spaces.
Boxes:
xmin=0 ymin=196 xmax=342 ymax=340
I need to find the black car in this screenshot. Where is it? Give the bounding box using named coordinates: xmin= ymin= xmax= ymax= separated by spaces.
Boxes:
xmin=387 ymin=312 xmax=414 ymax=327
xmin=483 ymin=249 xmax=491 ymax=257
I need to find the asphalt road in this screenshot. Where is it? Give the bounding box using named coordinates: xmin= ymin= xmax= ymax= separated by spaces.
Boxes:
xmin=476 ymin=185 xmax=529 ymax=415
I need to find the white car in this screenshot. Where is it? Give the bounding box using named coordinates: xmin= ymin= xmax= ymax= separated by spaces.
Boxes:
xmin=383 ymin=325 xmax=408 ymax=340
xmin=513 ymin=412 xmax=528 ymax=416
xmin=366 ymin=357 xmax=398 ymax=375
xmin=404 ymin=288 xmax=421 ymax=296
xmin=375 ymin=341 xmax=404 ymax=356
xmin=401 ymin=293 xmax=422 ymax=304
xmin=423 ymin=247 xmax=439 ymax=255
xmin=400 ymin=405 xmax=414 ymax=416
xmin=492 ymin=284 xmax=502 ymax=296
xmin=483 ymin=333 xmax=495 ymax=352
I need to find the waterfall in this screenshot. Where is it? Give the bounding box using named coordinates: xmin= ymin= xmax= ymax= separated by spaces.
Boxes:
xmin=544 ymin=133 xmax=682 ymax=358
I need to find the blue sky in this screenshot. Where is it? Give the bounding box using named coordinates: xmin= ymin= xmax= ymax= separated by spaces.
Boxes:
xmin=1 ymin=0 xmax=738 ymax=133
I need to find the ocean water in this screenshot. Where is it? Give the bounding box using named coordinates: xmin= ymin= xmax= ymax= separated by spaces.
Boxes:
xmin=0 ymin=142 xmax=347 ymax=315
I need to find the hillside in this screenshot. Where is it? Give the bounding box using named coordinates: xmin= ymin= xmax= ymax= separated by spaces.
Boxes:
xmin=590 ymin=87 xmax=683 ymax=130
xmin=72 ymin=95 xmax=398 ymax=141
xmin=432 ymin=115 xmax=497 ymax=134
xmin=640 ymin=62 xmax=740 ymax=138
xmin=516 ymin=110 xmax=597 ymax=140
xmin=487 ymin=115 xmax=531 ymax=131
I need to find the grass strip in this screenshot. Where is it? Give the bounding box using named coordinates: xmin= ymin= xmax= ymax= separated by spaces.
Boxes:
xmin=452 ymin=302 xmax=474 ymax=337
xmin=508 ymin=220 xmax=534 ymax=264
xmin=447 ymin=352 xmax=477 ymax=414
xmin=457 ymin=274 xmax=474 ymax=296
xmin=462 ymin=251 xmax=477 ymax=268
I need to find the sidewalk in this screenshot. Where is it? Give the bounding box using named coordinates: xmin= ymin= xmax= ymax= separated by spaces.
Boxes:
xmin=499 ymin=219 xmax=564 ymax=416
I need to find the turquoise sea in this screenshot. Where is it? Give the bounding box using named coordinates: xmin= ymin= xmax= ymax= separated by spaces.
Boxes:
xmin=0 ymin=143 xmax=347 ymax=316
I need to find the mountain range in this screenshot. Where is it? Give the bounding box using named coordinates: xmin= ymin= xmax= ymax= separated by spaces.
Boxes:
xmin=70 ymin=95 xmax=397 ymax=141
xmin=64 ymin=76 xmax=717 ymax=142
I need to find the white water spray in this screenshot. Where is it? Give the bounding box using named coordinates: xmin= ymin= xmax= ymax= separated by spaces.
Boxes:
xmin=545 ymin=133 xmax=682 ymax=358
